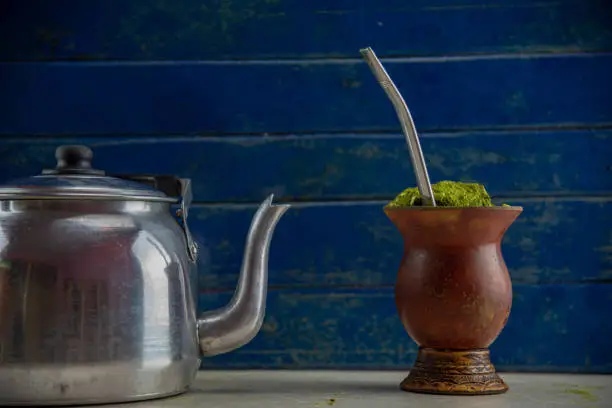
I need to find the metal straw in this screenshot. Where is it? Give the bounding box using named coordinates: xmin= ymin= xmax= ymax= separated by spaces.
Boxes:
xmin=359 ymin=47 xmax=436 ymax=207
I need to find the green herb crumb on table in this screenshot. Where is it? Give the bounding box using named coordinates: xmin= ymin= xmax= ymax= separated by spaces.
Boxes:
xmin=385 ymin=180 xmax=509 ymax=208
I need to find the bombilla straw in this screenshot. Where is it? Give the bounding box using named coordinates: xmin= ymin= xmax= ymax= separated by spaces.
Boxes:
xmin=359 ymin=47 xmax=436 ymax=207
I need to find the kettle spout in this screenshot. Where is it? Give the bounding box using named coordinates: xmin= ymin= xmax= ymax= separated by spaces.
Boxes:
xmin=197 ymin=194 xmax=290 ymax=356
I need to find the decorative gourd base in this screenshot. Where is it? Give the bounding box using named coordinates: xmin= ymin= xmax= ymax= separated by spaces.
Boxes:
xmin=400 ymin=348 xmax=509 ymax=395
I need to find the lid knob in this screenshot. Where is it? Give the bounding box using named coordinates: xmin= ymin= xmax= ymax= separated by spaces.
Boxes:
xmin=44 ymin=145 xmax=105 ymax=176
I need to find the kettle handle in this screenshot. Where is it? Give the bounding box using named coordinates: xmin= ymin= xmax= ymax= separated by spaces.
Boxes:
xmin=113 ymin=174 xmax=198 ymax=263
xmin=177 ymin=178 xmax=198 ymax=262
xmin=44 ymin=145 xmax=198 ymax=262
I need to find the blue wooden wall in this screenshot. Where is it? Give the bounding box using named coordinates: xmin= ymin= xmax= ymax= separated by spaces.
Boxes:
xmin=0 ymin=0 xmax=611 ymax=372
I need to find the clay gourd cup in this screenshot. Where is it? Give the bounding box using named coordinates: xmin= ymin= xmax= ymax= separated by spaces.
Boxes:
xmin=385 ymin=205 xmax=522 ymax=395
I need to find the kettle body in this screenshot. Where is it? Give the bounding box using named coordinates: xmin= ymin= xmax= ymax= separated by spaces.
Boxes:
xmin=0 ymin=146 xmax=290 ymax=405
xmin=0 ymin=199 xmax=201 ymax=405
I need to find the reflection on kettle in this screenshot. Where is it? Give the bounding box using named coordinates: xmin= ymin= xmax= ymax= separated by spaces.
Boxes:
xmin=0 ymin=254 xmax=139 ymax=364
xmin=0 ymin=260 xmax=58 ymax=363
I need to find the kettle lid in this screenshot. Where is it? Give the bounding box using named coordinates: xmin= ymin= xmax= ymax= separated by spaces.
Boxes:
xmin=0 ymin=145 xmax=177 ymax=202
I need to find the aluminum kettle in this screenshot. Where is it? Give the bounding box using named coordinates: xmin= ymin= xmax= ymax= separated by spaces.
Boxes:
xmin=0 ymin=145 xmax=290 ymax=405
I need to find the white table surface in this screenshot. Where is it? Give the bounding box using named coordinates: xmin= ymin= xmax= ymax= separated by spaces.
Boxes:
xmin=114 ymin=370 xmax=612 ymax=408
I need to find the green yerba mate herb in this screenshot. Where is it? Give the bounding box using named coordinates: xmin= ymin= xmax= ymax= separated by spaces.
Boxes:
xmin=386 ymin=180 xmax=495 ymax=208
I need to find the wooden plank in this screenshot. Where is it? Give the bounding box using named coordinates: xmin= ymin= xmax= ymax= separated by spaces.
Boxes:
xmin=1 ymin=130 xmax=610 ymax=201
xmin=1 ymin=54 xmax=611 ymax=135
xmin=1 ymin=0 xmax=611 ymax=61
xmin=189 ymin=198 xmax=612 ymax=288
xmin=197 ymin=284 xmax=612 ymax=372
